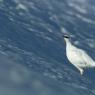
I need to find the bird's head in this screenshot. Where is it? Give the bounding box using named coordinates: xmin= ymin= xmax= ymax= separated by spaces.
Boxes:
xmin=63 ymin=34 xmax=70 ymax=42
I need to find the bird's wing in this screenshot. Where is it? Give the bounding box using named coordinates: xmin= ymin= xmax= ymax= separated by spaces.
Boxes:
xmin=76 ymin=48 xmax=94 ymax=66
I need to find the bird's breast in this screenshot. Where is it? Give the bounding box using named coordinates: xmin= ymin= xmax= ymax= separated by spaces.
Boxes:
xmin=66 ymin=49 xmax=83 ymax=66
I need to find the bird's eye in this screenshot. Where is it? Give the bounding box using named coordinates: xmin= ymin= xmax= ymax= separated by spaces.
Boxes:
xmin=63 ymin=35 xmax=69 ymax=38
xmin=65 ymin=36 xmax=69 ymax=38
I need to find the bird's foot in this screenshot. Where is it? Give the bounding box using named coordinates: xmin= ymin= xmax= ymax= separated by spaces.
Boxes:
xmin=79 ymin=69 xmax=84 ymax=75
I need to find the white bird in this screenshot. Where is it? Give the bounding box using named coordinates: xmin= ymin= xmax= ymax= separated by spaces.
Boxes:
xmin=63 ymin=34 xmax=95 ymax=75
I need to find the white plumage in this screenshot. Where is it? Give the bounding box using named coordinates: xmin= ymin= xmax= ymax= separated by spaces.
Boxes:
xmin=63 ymin=35 xmax=95 ymax=75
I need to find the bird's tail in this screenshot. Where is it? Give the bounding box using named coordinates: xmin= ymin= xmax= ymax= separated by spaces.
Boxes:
xmin=91 ymin=62 xmax=95 ymax=68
